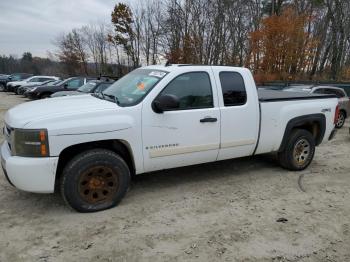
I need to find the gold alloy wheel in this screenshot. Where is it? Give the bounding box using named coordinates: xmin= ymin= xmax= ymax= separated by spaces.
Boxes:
xmin=293 ymin=138 xmax=310 ymax=166
xmin=78 ymin=166 xmax=119 ymax=204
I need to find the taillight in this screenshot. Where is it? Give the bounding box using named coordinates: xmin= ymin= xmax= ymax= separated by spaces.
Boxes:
xmin=334 ymin=104 xmax=340 ymax=125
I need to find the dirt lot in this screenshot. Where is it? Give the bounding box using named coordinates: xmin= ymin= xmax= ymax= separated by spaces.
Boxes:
xmin=0 ymin=91 xmax=349 ymax=262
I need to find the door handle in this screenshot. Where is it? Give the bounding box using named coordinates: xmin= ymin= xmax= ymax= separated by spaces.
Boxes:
xmin=200 ymin=117 xmax=217 ymax=123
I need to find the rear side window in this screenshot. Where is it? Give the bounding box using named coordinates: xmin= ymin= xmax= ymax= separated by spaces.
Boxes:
xmin=321 ymin=88 xmax=345 ymax=98
xmin=219 ymin=72 xmax=247 ymax=106
xmin=159 ymin=72 xmax=213 ymax=110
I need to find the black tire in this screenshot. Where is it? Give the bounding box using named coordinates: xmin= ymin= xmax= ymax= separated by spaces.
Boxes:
xmin=278 ymin=129 xmax=315 ymax=171
xmin=335 ymin=110 xmax=346 ymax=129
xmin=60 ymin=149 xmax=130 ymax=212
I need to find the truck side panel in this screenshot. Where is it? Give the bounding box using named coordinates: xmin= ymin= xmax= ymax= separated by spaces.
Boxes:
xmin=255 ymin=98 xmax=338 ymax=155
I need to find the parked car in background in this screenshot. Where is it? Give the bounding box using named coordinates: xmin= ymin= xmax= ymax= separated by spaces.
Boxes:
xmin=17 ymin=79 xmax=59 ymax=95
xmin=26 ymin=76 xmax=97 ymax=99
xmin=284 ymin=85 xmax=350 ymax=128
xmin=7 ymin=76 xmax=59 ymax=93
xmin=51 ymin=79 xmax=114 ymax=98
xmin=23 ymin=80 xmax=64 ymax=97
xmin=1 ymin=73 xmax=33 ymax=91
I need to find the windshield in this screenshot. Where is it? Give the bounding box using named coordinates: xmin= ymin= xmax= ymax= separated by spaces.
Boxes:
xmin=78 ymin=81 xmax=98 ymax=93
xmin=47 ymin=80 xmax=62 ymax=86
xmin=11 ymin=74 xmax=25 ymax=81
xmin=102 ymin=69 xmax=168 ymax=106
xmin=59 ymin=77 xmax=76 ymax=85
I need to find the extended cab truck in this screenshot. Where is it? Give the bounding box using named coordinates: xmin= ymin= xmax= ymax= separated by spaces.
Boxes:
xmin=1 ymin=65 xmax=338 ymax=212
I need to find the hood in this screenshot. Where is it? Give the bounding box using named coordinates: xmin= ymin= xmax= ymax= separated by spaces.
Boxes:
xmin=5 ymin=95 xmax=119 ymax=129
xmin=7 ymin=80 xmax=26 ymax=86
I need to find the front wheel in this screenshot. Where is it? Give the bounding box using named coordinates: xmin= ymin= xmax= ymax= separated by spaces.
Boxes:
xmin=40 ymin=93 xmax=51 ymax=99
xmin=335 ymin=111 xmax=346 ymax=128
xmin=278 ymin=129 xmax=315 ymax=171
xmin=60 ymin=149 xmax=131 ymax=212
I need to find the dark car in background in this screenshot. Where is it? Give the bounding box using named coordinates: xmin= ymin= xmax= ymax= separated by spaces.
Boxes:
xmin=51 ymin=79 xmax=114 ymax=98
xmin=0 ymin=73 xmax=33 ymax=91
xmin=26 ymin=76 xmax=97 ymax=99
xmin=17 ymin=79 xmax=60 ymax=95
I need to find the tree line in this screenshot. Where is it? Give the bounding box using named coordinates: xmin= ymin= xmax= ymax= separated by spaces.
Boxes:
xmin=1 ymin=0 xmax=350 ymax=82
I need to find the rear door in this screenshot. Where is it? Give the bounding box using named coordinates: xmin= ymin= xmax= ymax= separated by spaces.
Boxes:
xmin=211 ymin=67 xmax=260 ymax=160
xmin=142 ymin=69 xmax=220 ymax=172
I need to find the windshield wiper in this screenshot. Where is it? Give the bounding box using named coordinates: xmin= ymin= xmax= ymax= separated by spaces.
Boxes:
xmin=91 ymin=93 xmax=103 ymax=100
xmin=91 ymin=92 xmax=120 ymax=105
xmin=103 ymin=94 xmax=120 ymax=105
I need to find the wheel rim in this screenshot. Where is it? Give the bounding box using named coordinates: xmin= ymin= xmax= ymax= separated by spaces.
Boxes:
xmin=293 ymin=138 xmax=310 ymax=166
xmin=78 ymin=166 xmax=119 ymax=204
xmin=337 ymin=113 xmax=345 ymax=127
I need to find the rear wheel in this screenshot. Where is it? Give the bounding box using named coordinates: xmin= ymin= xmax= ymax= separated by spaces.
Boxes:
xmin=60 ymin=149 xmax=130 ymax=212
xmin=335 ymin=110 xmax=346 ymax=128
xmin=278 ymin=129 xmax=315 ymax=171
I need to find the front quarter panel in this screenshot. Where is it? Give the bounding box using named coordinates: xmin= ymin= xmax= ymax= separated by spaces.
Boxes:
xmin=26 ymin=106 xmax=144 ymax=174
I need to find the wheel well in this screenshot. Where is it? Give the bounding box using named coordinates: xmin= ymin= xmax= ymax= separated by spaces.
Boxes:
xmin=339 ymin=109 xmax=347 ymax=118
xmin=56 ymin=140 xmax=135 ymax=182
xmin=40 ymin=92 xmax=52 ymax=98
xmin=279 ymin=114 xmax=326 ymax=152
xmin=293 ymin=121 xmax=321 ymax=143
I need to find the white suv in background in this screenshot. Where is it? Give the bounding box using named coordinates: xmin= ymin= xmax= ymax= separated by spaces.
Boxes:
xmin=6 ymin=75 xmax=60 ymax=93
xmin=284 ymin=85 xmax=350 ymax=128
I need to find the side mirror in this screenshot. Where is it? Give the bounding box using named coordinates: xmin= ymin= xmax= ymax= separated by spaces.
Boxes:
xmin=8 ymin=76 xmax=12 ymax=80
xmin=152 ymin=94 xmax=180 ymax=113
xmin=63 ymin=83 xmax=68 ymax=89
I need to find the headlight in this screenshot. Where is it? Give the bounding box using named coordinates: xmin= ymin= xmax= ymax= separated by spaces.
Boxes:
xmin=12 ymin=129 xmax=49 ymax=157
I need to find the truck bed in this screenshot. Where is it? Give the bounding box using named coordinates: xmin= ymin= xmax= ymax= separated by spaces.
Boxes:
xmin=258 ymin=89 xmax=336 ymax=102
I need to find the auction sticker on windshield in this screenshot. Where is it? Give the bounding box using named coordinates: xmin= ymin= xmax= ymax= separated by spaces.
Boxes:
xmin=149 ymin=71 xmax=167 ymax=78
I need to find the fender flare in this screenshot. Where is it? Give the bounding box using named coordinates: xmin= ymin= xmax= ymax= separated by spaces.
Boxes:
xmin=278 ymin=114 xmax=326 ymax=152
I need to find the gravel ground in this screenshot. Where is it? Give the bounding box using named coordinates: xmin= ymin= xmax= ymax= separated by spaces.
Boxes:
xmin=0 ymin=91 xmax=349 ymax=262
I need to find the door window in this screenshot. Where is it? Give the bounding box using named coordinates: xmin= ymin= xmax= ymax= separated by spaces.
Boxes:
xmin=159 ymin=72 xmax=213 ymax=110
xmin=38 ymin=77 xmax=52 ymax=82
xmin=219 ymin=72 xmax=247 ymax=106
xmin=28 ymin=77 xmax=40 ymax=82
xmin=67 ymin=79 xmax=82 ymax=89
xmin=313 ymin=89 xmax=324 ymax=94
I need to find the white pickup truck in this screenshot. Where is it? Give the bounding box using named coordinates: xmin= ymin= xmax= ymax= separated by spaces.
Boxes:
xmin=1 ymin=65 xmax=338 ymax=212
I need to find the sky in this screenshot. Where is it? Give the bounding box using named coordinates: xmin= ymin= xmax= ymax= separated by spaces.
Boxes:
xmin=0 ymin=0 xmax=134 ymax=58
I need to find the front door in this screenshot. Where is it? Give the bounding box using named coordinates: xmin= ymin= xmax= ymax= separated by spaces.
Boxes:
xmin=142 ymin=70 xmax=220 ymax=172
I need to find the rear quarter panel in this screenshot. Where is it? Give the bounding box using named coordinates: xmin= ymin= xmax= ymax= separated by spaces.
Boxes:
xmin=255 ymin=98 xmax=338 ymax=154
